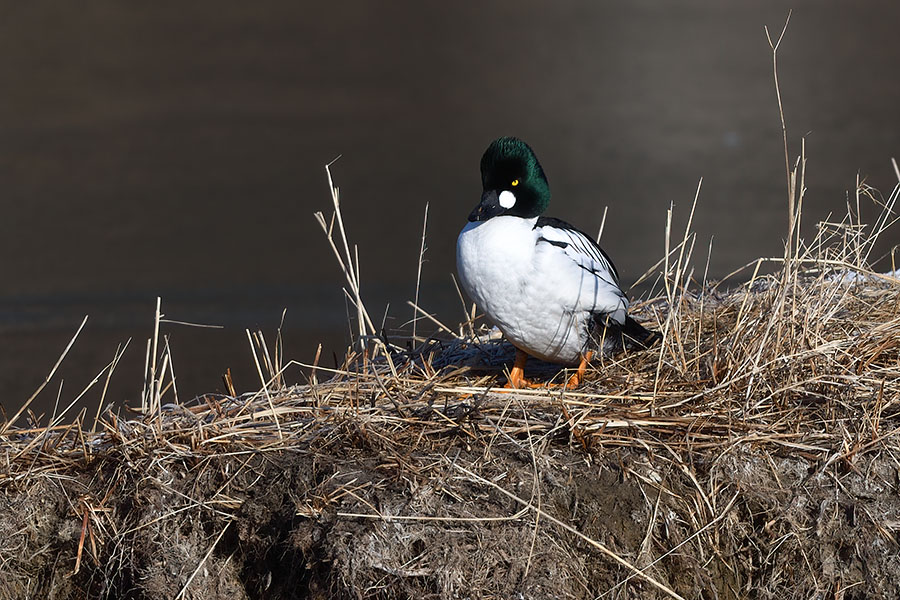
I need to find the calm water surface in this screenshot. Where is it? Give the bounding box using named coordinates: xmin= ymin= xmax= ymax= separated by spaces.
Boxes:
xmin=2 ymin=1 xmax=899 ymax=417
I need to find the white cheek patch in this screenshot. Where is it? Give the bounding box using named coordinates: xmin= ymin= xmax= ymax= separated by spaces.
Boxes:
xmin=498 ymin=190 xmax=517 ymax=209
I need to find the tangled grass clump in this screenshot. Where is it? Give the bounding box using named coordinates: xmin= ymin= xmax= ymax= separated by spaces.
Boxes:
xmin=2 ymin=161 xmax=900 ymax=598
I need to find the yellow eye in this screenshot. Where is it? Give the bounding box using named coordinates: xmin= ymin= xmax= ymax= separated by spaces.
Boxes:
xmin=511 ymin=179 xmax=519 ymax=187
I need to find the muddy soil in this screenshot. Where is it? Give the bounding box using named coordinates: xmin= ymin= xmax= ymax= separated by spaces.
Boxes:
xmin=2 ymin=413 xmax=898 ymax=600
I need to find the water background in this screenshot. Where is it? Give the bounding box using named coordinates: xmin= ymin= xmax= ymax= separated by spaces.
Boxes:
xmin=2 ymin=1 xmax=900 ymax=420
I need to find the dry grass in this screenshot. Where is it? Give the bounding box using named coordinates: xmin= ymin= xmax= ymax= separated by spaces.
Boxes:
xmin=2 ymin=155 xmax=900 ymax=598
xmin=4 ymin=22 xmax=900 ymax=594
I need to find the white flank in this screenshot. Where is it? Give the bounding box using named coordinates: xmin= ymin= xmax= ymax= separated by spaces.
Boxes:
xmin=456 ymin=215 xmax=627 ymax=364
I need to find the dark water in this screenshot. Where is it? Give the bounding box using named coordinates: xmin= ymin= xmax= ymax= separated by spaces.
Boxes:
xmin=2 ymin=1 xmax=900 ymax=419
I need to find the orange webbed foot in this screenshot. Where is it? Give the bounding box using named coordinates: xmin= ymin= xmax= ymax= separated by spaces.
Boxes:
xmin=503 ymin=349 xmax=541 ymax=389
xmin=502 ymin=349 xmax=593 ymax=390
xmin=564 ymin=351 xmax=593 ymax=389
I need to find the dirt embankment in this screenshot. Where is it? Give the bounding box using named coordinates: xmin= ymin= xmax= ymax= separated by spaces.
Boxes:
xmin=4 ymin=204 xmax=900 ymax=598
xmin=3 ymin=406 xmax=899 ymax=600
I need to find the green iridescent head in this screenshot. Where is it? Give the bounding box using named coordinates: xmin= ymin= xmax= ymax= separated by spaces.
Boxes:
xmin=469 ymin=137 xmax=551 ymax=222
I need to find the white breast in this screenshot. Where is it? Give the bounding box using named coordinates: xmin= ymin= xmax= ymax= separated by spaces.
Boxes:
xmin=456 ymin=216 xmax=595 ymax=364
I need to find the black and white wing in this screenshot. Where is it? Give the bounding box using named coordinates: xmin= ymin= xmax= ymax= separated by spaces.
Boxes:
xmin=534 ymin=216 xmax=628 ymax=323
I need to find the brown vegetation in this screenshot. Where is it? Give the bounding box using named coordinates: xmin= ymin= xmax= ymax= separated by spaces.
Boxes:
xmin=4 ymin=28 xmax=900 ymax=594
xmin=3 ymin=153 xmax=900 ymax=599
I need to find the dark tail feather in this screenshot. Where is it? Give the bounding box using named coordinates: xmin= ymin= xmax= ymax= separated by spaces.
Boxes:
xmin=594 ymin=314 xmax=660 ymax=355
xmin=621 ymin=315 xmax=660 ymax=350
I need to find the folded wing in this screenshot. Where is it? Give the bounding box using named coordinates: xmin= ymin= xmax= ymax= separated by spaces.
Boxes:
xmin=535 ymin=217 xmax=628 ymax=324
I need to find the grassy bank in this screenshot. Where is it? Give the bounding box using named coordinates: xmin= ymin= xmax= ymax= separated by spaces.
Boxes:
xmin=2 ymin=158 xmax=900 ymax=599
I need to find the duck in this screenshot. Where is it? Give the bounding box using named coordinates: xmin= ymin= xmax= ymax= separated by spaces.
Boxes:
xmin=456 ymin=136 xmax=657 ymax=389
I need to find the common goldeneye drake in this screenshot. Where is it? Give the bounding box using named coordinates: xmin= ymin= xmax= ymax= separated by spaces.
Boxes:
xmin=456 ymin=137 xmax=657 ymax=388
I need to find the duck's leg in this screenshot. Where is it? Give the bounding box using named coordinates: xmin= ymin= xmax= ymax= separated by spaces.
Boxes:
xmin=505 ymin=348 xmax=535 ymax=389
xmin=505 ymin=349 xmax=592 ymax=390
xmin=565 ymin=351 xmax=593 ymax=389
